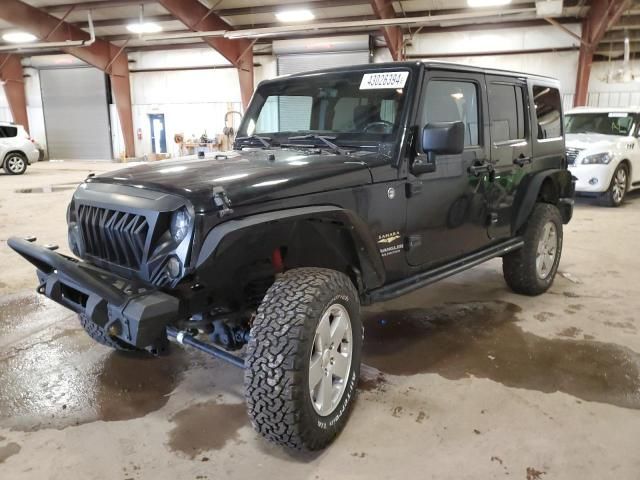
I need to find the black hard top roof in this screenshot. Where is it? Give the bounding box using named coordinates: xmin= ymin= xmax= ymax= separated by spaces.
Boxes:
xmin=266 ymin=60 xmax=559 ymax=85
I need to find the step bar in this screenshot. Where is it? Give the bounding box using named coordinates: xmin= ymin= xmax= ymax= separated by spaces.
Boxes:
xmin=364 ymin=237 xmax=524 ymax=304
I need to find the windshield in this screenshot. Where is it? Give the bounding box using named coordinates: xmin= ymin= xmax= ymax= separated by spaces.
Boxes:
xmin=565 ymin=113 xmax=637 ymax=136
xmin=237 ymin=70 xmax=411 ymax=150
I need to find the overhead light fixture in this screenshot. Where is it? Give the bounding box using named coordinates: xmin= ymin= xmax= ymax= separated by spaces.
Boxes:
xmin=127 ymin=22 xmax=163 ymax=34
xmin=467 ymin=0 xmax=512 ymax=7
xmin=275 ymin=9 xmax=315 ymax=23
xmin=2 ymin=32 xmax=37 ymax=44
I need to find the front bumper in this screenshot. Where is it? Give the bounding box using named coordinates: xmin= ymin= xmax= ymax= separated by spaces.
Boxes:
xmin=568 ymin=164 xmax=614 ymax=194
xmin=8 ymin=237 xmax=180 ymax=350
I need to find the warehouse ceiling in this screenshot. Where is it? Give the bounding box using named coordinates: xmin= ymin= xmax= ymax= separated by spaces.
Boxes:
xmin=0 ymin=0 xmax=638 ymax=58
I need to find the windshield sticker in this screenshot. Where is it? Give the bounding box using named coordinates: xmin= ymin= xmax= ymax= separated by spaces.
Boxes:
xmin=360 ymin=72 xmax=409 ymax=90
xmin=609 ymin=112 xmax=629 ymax=118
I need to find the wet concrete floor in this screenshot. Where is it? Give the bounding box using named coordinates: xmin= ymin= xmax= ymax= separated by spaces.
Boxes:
xmin=2 ymin=165 xmax=640 ymax=478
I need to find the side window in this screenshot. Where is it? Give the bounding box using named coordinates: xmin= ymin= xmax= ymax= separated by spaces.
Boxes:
xmin=533 ymin=86 xmax=562 ymax=139
xmin=423 ymin=80 xmax=479 ymax=146
xmin=0 ymin=126 xmax=17 ymax=138
xmin=488 ymin=84 xmax=527 ymax=142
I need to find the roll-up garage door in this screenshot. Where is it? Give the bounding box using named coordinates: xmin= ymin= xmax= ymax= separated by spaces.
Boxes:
xmin=277 ymin=51 xmax=371 ymax=76
xmin=40 ymin=67 xmax=112 ymax=160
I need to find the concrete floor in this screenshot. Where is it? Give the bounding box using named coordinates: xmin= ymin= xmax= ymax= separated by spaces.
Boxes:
xmin=1 ymin=161 xmax=640 ymax=479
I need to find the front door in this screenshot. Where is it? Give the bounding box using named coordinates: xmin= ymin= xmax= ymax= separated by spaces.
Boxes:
xmin=149 ymin=113 xmax=167 ymax=154
xmin=485 ymin=76 xmax=532 ymax=239
xmin=405 ymin=71 xmax=493 ymax=268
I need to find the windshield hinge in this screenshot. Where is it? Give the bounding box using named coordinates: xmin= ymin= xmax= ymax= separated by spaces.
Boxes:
xmin=212 ymin=186 xmax=234 ymax=218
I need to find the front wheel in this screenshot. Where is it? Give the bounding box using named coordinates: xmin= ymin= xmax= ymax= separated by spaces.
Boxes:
xmin=244 ymin=267 xmax=362 ymax=450
xmin=503 ymin=203 xmax=563 ymax=296
xmin=602 ymin=163 xmax=628 ymax=207
xmin=3 ymin=153 xmax=27 ymax=175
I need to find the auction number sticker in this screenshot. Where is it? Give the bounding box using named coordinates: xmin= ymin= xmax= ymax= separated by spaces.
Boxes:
xmin=360 ymin=71 xmax=409 ymax=90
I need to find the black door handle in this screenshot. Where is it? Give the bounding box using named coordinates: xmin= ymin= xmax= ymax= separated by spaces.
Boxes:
xmin=468 ymin=161 xmax=493 ymax=176
xmin=513 ymin=154 xmax=532 ymax=167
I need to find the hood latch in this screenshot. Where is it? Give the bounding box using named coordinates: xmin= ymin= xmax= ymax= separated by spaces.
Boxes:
xmin=212 ymin=186 xmax=234 ymax=218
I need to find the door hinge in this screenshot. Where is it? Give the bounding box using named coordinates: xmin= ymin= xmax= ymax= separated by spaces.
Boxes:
xmin=404 ymin=235 xmax=422 ymax=251
xmin=405 ymin=181 xmax=422 ymax=197
xmin=212 ymin=186 xmax=234 ymax=218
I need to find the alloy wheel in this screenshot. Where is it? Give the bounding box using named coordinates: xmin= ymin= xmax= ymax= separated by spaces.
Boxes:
xmin=612 ymin=167 xmax=627 ymax=204
xmin=6 ymin=155 xmax=25 ymax=174
xmin=536 ymin=221 xmax=558 ymax=280
xmin=309 ymin=303 xmax=353 ymax=417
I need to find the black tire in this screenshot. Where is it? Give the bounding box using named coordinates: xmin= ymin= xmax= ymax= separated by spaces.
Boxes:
xmin=3 ymin=152 xmax=27 ymax=175
xmin=245 ymin=267 xmax=362 ymax=450
xmin=78 ymin=313 xmax=138 ymax=351
xmin=601 ymin=163 xmax=628 ymax=207
xmin=502 ymin=203 xmax=563 ymax=296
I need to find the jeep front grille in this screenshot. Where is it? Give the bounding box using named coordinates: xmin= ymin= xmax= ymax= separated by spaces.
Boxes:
xmin=565 ymin=147 xmax=582 ymax=166
xmin=77 ymin=205 xmax=149 ymax=269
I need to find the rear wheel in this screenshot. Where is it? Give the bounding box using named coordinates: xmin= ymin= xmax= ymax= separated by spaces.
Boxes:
xmin=503 ymin=203 xmax=563 ymax=296
xmin=78 ymin=313 xmax=138 ymax=351
xmin=245 ymin=267 xmax=362 ymax=450
xmin=602 ymin=163 xmax=628 ymax=207
xmin=3 ymin=153 xmax=27 ymax=175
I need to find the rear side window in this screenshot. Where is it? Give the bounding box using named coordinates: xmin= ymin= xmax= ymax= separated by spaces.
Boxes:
xmin=0 ymin=126 xmax=17 ymax=138
xmin=422 ymin=80 xmax=479 ymax=146
xmin=533 ymin=86 xmax=562 ymax=139
xmin=488 ymin=83 xmax=526 ymax=142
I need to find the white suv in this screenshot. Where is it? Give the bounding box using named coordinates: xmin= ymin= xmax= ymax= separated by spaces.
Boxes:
xmin=0 ymin=122 xmax=40 ymax=175
xmin=565 ymin=107 xmax=640 ymax=206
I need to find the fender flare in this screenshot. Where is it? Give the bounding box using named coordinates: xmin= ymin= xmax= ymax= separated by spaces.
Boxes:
xmin=512 ymin=169 xmax=574 ymax=232
xmin=195 ymin=205 xmax=386 ymax=290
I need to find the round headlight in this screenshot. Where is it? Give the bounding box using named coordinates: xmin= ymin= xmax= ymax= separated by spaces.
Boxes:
xmin=170 ymin=208 xmax=191 ymax=243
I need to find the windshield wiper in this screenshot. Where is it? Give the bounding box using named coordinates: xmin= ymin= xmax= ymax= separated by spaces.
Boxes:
xmin=235 ymin=134 xmax=273 ymax=148
xmin=287 ymin=134 xmax=346 ymax=155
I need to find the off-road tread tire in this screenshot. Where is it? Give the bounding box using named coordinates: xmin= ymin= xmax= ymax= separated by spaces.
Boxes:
xmin=502 ymin=203 xmax=563 ymax=296
xmin=3 ymin=152 xmax=27 ymax=175
xmin=244 ymin=267 xmax=362 ymax=451
xmin=601 ymin=163 xmax=628 ymax=207
xmin=78 ymin=313 xmax=138 ymax=351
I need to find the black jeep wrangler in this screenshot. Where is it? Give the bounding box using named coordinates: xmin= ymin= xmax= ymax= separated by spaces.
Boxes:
xmin=10 ymin=61 xmax=574 ymax=451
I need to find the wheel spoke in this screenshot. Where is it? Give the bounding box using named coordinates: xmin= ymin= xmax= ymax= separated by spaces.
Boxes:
xmin=332 ymin=353 xmax=349 ymax=379
xmin=316 ymin=313 xmax=330 ymax=351
xmin=330 ymin=312 xmax=348 ymax=344
xmin=308 ymin=355 xmax=323 ymax=390
xmin=320 ymin=373 xmax=333 ymax=413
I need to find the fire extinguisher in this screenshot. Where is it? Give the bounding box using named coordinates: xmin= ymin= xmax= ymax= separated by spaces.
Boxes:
xmin=137 ymin=128 xmax=142 ymax=140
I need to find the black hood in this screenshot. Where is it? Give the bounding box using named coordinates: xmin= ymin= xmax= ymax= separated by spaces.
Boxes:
xmin=88 ymin=149 xmax=375 ymax=212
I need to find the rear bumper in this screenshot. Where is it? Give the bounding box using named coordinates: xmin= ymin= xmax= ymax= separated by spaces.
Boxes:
xmin=8 ymin=237 xmax=179 ymax=350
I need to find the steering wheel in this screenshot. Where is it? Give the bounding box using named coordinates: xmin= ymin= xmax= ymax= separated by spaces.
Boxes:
xmin=363 ymin=120 xmax=394 ymax=133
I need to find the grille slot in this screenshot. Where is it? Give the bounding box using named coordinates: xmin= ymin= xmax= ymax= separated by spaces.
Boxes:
xmin=565 ymin=147 xmax=582 ymax=166
xmin=77 ymin=205 xmax=149 ymax=269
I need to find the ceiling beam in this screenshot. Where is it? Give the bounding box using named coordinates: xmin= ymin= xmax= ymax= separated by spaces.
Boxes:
xmin=43 ymin=0 xmax=155 ymax=12
xmin=370 ymin=0 xmax=403 ymax=60
xmin=0 ymin=0 xmax=135 ymax=157
xmin=0 ymin=54 xmax=29 ymax=132
xmin=157 ymin=0 xmax=254 ymax=109
xmin=574 ymin=0 xmax=632 ymax=107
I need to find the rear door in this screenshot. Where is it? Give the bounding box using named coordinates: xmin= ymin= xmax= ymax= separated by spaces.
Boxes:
xmin=486 ymin=75 xmax=532 ymax=240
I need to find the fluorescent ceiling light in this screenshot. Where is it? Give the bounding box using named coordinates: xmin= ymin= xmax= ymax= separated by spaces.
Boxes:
xmin=275 ymin=9 xmax=315 ymax=23
xmin=2 ymin=32 xmax=37 ymax=43
xmin=467 ymin=0 xmax=512 ymax=7
xmin=127 ymin=22 xmax=163 ymax=34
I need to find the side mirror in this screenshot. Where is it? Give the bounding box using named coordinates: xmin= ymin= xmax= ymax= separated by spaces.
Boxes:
xmin=411 ymin=121 xmax=465 ymax=175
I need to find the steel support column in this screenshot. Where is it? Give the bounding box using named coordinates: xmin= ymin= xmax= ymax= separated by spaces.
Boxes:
xmin=574 ymin=0 xmax=630 ymax=107
xmin=0 ymin=55 xmax=29 ymax=132
xmin=158 ymin=0 xmax=255 ymax=110
xmin=370 ymin=0 xmax=404 ymax=61
xmin=0 ymin=0 xmax=135 ymax=157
